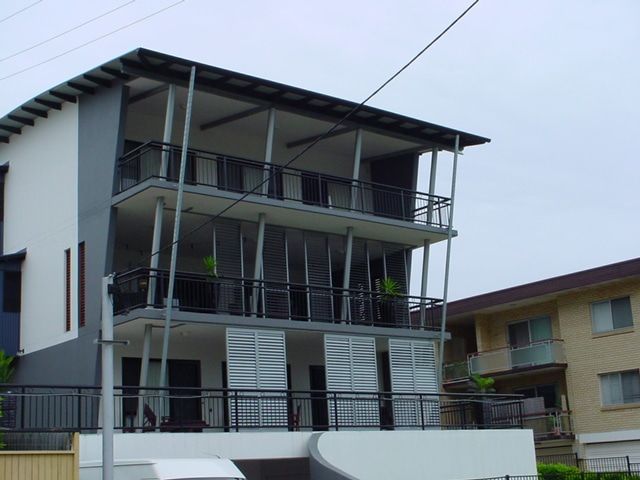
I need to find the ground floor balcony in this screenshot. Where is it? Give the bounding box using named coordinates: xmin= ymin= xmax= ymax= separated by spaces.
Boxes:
xmin=113 ymin=267 xmax=442 ymax=331
xmin=443 ymin=339 xmax=567 ymax=382
xmin=0 ymin=385 xmax=523 ymax=434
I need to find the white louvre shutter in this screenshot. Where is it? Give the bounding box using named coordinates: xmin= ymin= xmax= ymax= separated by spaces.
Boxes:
xmin=389 ymin=339 xmax=439 ymax=428
xmin=226 ymin=328 xmax=287 ymax=429
xmin=324 ymin=335 xmax=379 ymax=429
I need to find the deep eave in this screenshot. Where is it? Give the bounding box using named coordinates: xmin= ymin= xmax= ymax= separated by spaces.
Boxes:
xmin=0 ymin=48 xmax=490 ymax=150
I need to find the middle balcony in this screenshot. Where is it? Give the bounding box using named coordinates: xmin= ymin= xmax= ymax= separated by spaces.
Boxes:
xmin=113 ymin=267 xmax=442 ymax=332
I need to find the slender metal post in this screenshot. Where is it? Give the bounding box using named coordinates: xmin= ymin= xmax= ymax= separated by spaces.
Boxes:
xmin=101 ymin=275 xmax=115 ymax=480
xmin=159 ymin=66 xmax=197 ymax=388
xmin=251 ymin=213 xmax=266 ymax=314
xmin=350 ymin=129 xmax=362 ymax=210
xmin=420 ymin=149 xmax=438 ymax=327
xmin=437 ymin=136 xmax=460 ymax=387
xmin=137 ymin=323 xmax=152 ymax=429
xmin=262 ymin=108 xmax=276 ymax=196
xmin=159 ymin=84 xmax=176 ymax=178
xmin=147 ymin=196 xmax=165 ymax=306
xmin=341 ymin=227 xmax=354 ymax=321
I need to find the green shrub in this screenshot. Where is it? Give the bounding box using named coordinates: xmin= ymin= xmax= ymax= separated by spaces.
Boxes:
xmin=537 ymin=463 xmax=581 ymax=480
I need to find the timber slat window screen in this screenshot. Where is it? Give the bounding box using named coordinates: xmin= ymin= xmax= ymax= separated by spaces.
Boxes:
xmin=213 ymin=220 xmax=243 ymax=312
xmin=304 ymin=233 xmax=333 ymax=321
xmin=262 ymin=226 xmax=290 ymax=319
xmin=389 ymin=339 xmax=439 ymax=428
xmin=78 ymin=242 xmax=86 ymax=328
xmin=349 ymin=239 xmax=372 ymax=324
xmin=226 ymin=328 xmax=288 ymax=429
xmin=324 ymin=335 xmax=379 ymax=428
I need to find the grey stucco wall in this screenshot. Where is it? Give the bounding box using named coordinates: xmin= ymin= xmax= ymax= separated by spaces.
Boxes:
xmin=13 ymin=83 xmax=128 ymax=385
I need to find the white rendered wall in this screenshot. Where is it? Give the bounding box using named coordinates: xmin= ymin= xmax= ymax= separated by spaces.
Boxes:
xmin=0 ymin=104 xmax=79 ymax=354
xmin=312 ymin=430 xmax=537 ymax=480
xmin=80 ymin=431 xmax=314 ymax=462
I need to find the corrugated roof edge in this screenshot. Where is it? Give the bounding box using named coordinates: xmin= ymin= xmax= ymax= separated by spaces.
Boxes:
xmin=444 ymin=257 xmax=640 ymax=318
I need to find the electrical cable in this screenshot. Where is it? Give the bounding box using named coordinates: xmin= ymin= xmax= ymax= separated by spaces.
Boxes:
xmin=0 ymin=0 xmax=43 ymax=25
xmin=0 ymin=0 xmax=186 ymax=82
xmin=0 ymin=0 xmax=137 ymax=64
xmin=131 ymin=0 xmax=480 ymax=272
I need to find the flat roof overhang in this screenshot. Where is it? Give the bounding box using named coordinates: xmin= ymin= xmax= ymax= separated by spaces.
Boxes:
xmin=0 ymin=48 xmax=490 ymax=151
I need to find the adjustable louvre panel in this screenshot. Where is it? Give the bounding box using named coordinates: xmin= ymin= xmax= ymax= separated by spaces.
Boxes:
xmin=324 ymin=335 xmax=379 ymax=428
xmin=214 ymin=220 xmax=243 ymax=313
xmin=262 ymin=226 xmax=290 ymax=319
xmin=226 ymin=328 xmax=287 ymax=429
xmin=305 ymin=233 xmax=333 ymax=321
xmin=78 ymin=242 xmax=86 ymax=328
xmin=389 ymin=339 xmax=439 ymax=428
xmin=349 ymin=238 xmax=372 ymax=324
xmin=383 ymin=243 xmax=410 ymax=326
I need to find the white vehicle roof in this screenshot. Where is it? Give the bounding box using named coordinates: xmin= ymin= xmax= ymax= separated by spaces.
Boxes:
xmin=80 ymin=458 xmax=246 ymax=479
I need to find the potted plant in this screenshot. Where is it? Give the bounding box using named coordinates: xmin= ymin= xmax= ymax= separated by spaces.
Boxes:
xmin=378 ymin=277 xmax=401 ymax=326
xmin=202 ymin=255 xmax=220 ymax=312
xmin=468 ymin=373 xmax=495 ymax=429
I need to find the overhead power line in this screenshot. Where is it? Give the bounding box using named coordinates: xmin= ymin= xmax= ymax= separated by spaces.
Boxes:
xmin=0 ymin=0 xmax=137 ymax=64
xmin=0 ymin=0 xmax=43 ymax=25
xmin=0 ymin=0 xmax=186 ymax=82
xmin=133 ymin=0 xmax=481 ymax=271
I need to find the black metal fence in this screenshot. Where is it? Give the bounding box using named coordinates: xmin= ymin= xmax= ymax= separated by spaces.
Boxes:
xmin=116 ymin=141 xmax=451 ymax=228
xmin=538 ymin=454 xmax=639 ymax=474
xmin=113 ymin=267 xmax=443 ymax=331
xmin=0 ymin=385 xmax=522 ymax=434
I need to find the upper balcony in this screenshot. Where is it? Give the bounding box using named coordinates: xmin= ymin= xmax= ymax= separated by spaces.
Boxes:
xmin=443 ymin=339 xmax=568 ymax=382
xmin=114 ymin=142 xmax=451 ymax=234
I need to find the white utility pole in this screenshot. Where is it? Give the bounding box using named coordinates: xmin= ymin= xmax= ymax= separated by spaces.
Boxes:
xmin=100 ymin=274 xmax=115 ymax=480
xmin=159 ymin=66 xmax=197 ymax=388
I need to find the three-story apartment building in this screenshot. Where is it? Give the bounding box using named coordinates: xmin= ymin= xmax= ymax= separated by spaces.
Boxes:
xmin=0 ymin=49 xmax=537 ymax=479
xmin=442 ymin=258 xmax=640 ymax=461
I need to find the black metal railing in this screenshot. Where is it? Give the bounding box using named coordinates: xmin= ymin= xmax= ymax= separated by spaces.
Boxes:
xmin=116 ymin=141 xmax=451 ymax=228
xmin=0 ymin=385 xmax=522 ymax=434
xmin=113 ymin=267 xmax=443 ymax=331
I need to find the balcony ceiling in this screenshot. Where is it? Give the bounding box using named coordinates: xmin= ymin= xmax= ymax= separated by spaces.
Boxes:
xmin=0 ymin=48 xmax=490 ymax=150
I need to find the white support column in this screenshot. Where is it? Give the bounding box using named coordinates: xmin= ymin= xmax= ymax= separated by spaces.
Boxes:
xmin=136 ymin=323 xmax=153 ymax=429
xmin=159 ymin=67 xmax=197 ymax=389
xmin=350 ymin=129 xmax=363 ymax=210
xmin=420 ymin=149 xmax=438 ymax=326
xmin=147 ymin=197 xmax=165 ymax=306
xmin=160 ymin=84 xmax=176 ymax=178
xmin=251 ymin=213 xmax=266 ymax=314
xmin=101 ymin=275 xmax=114 ymax=480
xmin=341 ymin=227 xmax=354 ymax=321
xmin=437 ymin=137 xmax=460 ymax=387
xmin=262 ymin=108 xmax=276 ymax=195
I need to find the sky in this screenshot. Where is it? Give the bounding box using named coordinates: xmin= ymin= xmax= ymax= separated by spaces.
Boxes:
xmin=0 ymin=0 xmax=638 ymax=301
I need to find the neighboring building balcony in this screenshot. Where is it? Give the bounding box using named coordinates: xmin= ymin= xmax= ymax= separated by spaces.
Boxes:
xmin=113 ymin=267 xmax=443 ymax=331
xmin=522 ymin=409 xmax=573 ymax=441
xmin=115 ymin=142 xmax=451 ymax=230
xmin=0 ymin=385 xmax=524 ymax=434
xmin=443 ymin=339 xmax=567 ymax=382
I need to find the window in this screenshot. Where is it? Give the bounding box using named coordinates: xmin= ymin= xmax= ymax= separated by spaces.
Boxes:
xmin=591 ymin=297 xmax=633 ymax=333
xmin=64 ymin=248 xmax=71 ymax=332
xmin=514 ymin=384 xmax=558 ymax=409
xmin=78 ymin=242 xmax=86 ymax=328
xmin=3 ymin=271 xmax=21 ymax=313
xmin=508 ymin=316 xmax=552 ymax=347
xmin=600 ymin=371 xmax=640 ymax=406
